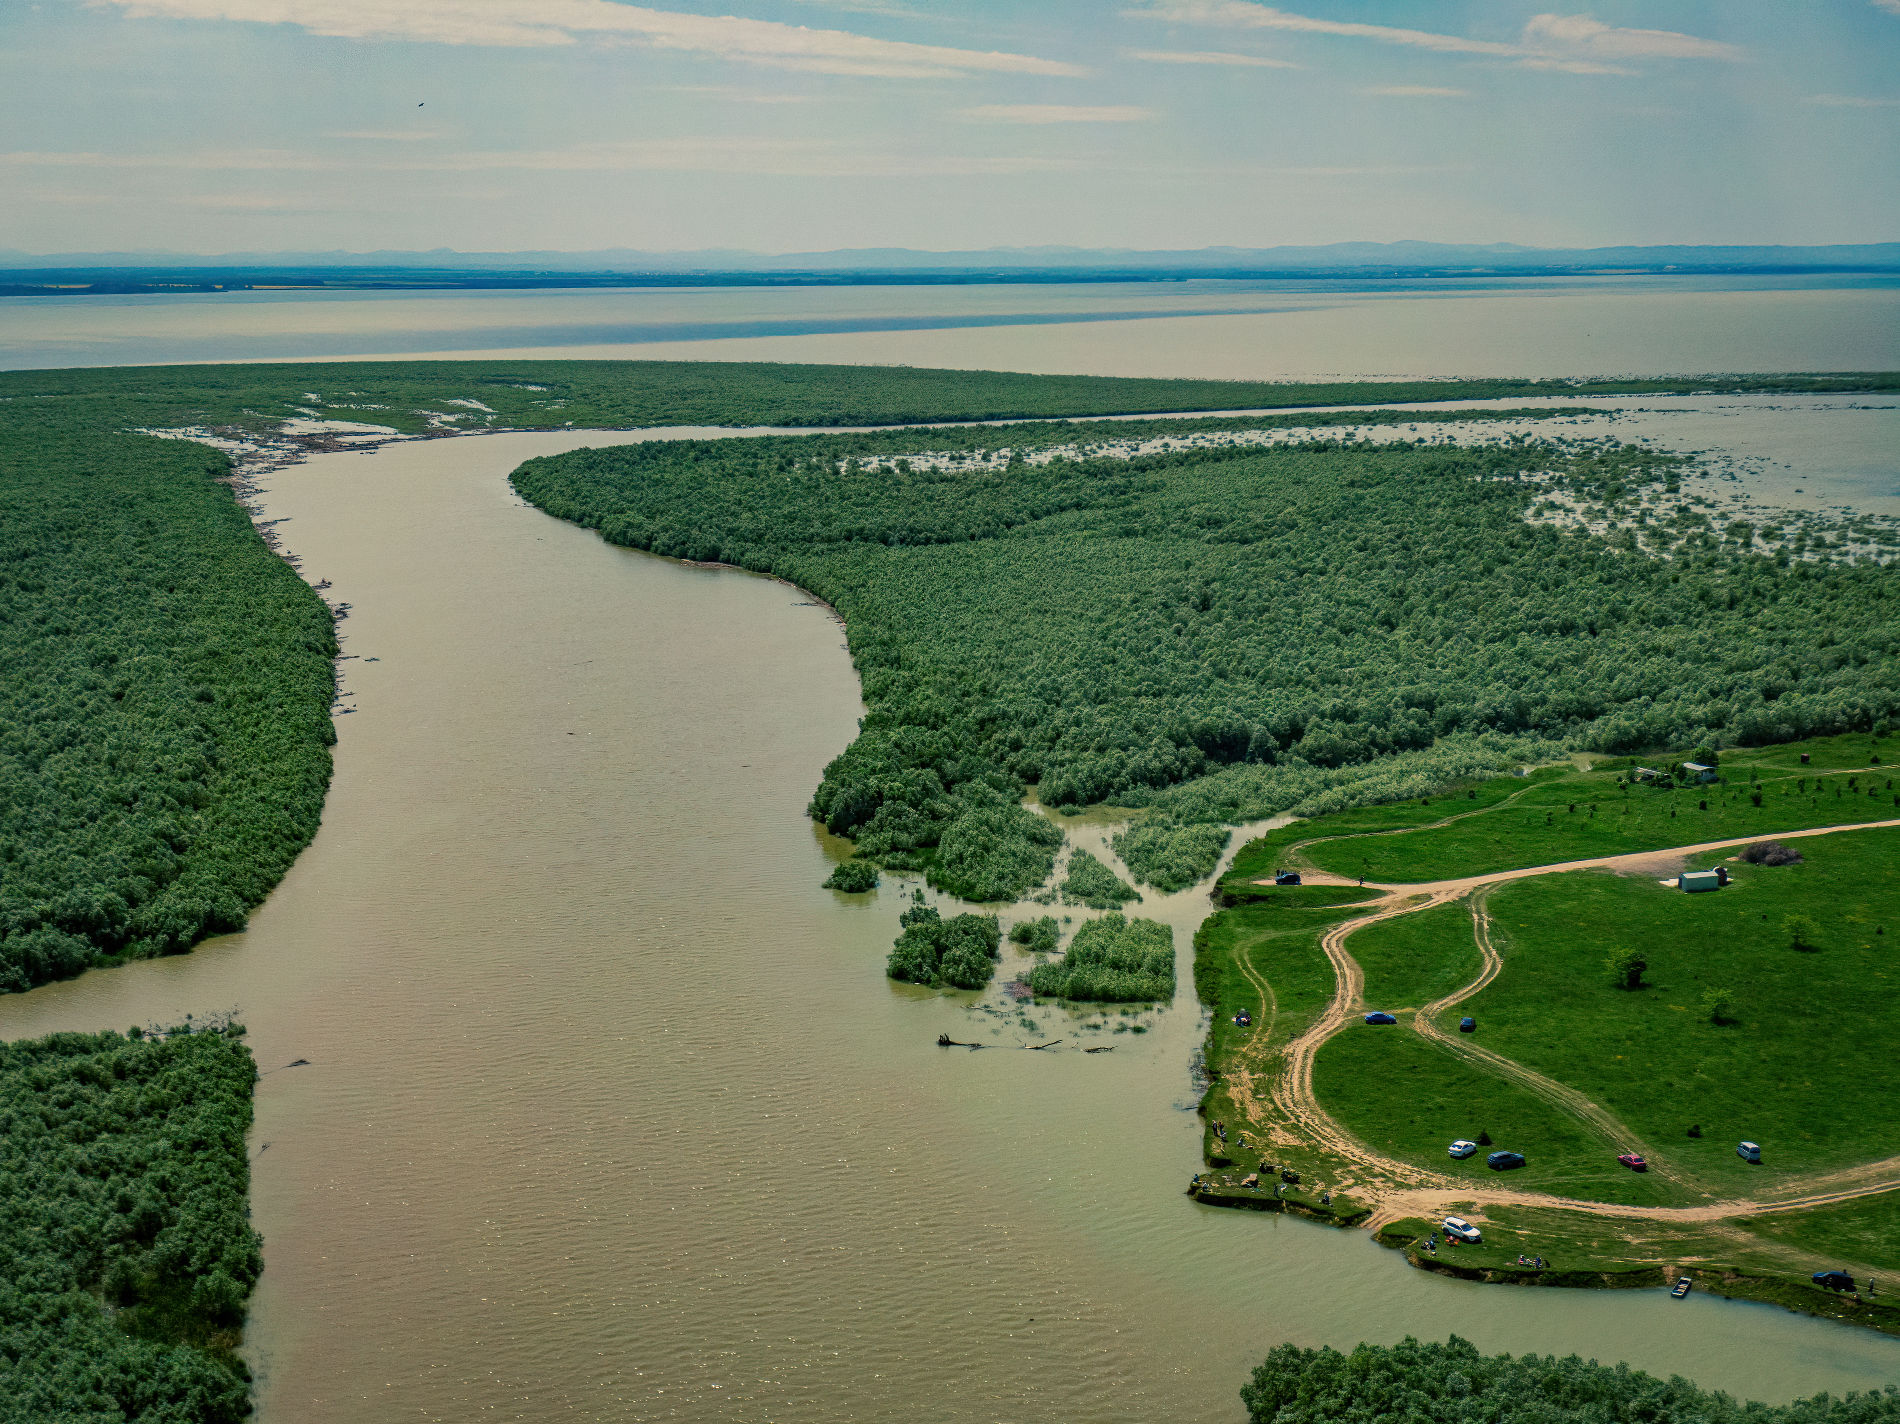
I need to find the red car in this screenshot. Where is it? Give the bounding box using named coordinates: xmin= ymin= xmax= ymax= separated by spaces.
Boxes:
xmin=1617 ymin=1153 xmax=1648 ymax=1172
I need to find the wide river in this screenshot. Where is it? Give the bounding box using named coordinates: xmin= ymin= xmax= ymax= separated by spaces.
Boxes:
xmin=3 ymin=424 xmax=1899 ymax=1420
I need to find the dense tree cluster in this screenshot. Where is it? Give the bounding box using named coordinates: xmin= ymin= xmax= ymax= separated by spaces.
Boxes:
xmin=0 ymin=428 xmax=337 ymax=993
xmin=0 ymin=1024 xmax=259 ymax=1424
xmin=1240 ymin=1336 xmax=1900 ymax=1424
xmin=1112 ymin=817 xmax=1230 ymax=892
xmin=1008 ymin=916 xmax=1060 ymax=953
xmin=821 ymin=860 xmax=879 ymax=892
xmin=885 ymin=905 xmax=1002 ymax=989
xmin=517 ymin=418 xmax=1900 ymax=891
xmin=1026 ymin=913 xmax=1174 ymax=1002
xmin=1061 ymin=850 xmax=1140 ymax=908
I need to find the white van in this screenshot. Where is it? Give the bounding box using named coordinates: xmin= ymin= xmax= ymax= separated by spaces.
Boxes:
xmin=1737 ymin=1141 xmax=1762 ymax=1163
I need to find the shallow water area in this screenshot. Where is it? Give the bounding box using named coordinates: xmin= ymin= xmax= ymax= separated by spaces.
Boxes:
xmin=2 ymin=428 xmax=1898 ymax=1420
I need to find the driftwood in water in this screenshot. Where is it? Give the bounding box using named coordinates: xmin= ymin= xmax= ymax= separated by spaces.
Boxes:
xmin=1084 ymin=1045 xmax=1114 ymax=1053
xmin=1022 ymin=1039 xmax=1064 ymax=1051
xmin=937 ymin=1033 xmax=984 ymax=1049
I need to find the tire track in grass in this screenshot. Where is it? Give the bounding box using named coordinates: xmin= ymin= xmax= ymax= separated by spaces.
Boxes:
xmin=1224 ymin=818 xmax=1900 ymax=1228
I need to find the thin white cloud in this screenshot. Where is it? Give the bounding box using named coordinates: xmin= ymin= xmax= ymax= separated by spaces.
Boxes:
xmin=1520 ymin=13 xmax=1740 ymax=62
xmin=961 ymin=104 xmax=1154 ymax=123
xmin=1804 ymin=92 xmax=1900 ymax=107
xmin=88 ymin=0 xmax=1083 ymax=78
xmin=1128 ymin=2 xmax=1520 ymax=55
xmin=1873 ymin=0 xmax=1900 ymax=14
xmin=1124 ymin=48 xmax=1297 ymax=68
xmin=0 ymin=139 xmax=1070 ymax=177
xmin=1363 ymin=84 xmax=1467 ymax=98
xmin=1127 ymin=2 xmax=1740 ymax=70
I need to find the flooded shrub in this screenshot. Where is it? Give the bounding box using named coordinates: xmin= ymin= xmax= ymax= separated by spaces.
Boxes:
xmin=1112 ymin=817 xmax=1231 ymax=892
xmin=886 ymin=906 xmax=1002 ymax=990
xmin=1026 ymin=913 xmax=1174 ymax=1002
xmin=1008 ymin=916 xmax=1060 ymax=953
xmin=1061 ymin=850 xmax=1140 ymax=908
xmin=822 ymin=860 xmax=879 ymax=893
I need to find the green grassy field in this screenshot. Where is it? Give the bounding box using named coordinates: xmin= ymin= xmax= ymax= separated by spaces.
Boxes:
xmin=1220 ymin=773 xmax=1557 ymax=892
xmin=1195 ymin=899 xmax=1371 ymax=1165
xmin=1748 ymin=1192 xmax=1900 ymax=1273
xmin=1313 ymin=1025 xmax=1686 ymax=1206
xmin=1351 ymin=901 xmax=1484 ymax=1011
xmin=1470 ymin=825 xmax=1900 ymax=1191
xmin=1292 ymin=736 xmax=1898 ymax=883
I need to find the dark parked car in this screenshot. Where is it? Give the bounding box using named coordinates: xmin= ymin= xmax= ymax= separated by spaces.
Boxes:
xmin=1813 ymin=1271 xmax=1856 ymax=1292
xmin=1487 ymin=1150 xmax=1527 ymax=1171
xmin=1364 ymin=1011 xmax=1398 ymax=1025
xmin=1459 ymin=1016 xmax=1476 ymax=1033
xmin=1274 ymin=871 xmax=1302 ymax=886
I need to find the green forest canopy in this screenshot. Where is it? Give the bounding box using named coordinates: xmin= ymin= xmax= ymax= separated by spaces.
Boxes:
xmin=4 ymin=363 xmax=1894 ymax=984
xmin=1241 ymin=1337 xmax=1900 ymax=1424
xmin=18 ymin=361 xmax=1816 ymax=986
xmin=515 ymin=412 xmax=1900 ymax=897
xmin=0 ymin=1024 xmax=259 ymax=1424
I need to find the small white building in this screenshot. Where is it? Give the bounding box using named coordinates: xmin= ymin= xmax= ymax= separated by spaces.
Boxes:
xmin=1682 ymin=762 xmax=1719 ymax=783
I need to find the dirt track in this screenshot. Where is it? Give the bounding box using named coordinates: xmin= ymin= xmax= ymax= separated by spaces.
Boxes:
xmin=1232 ymin=816 xmax=1900 ymax=1231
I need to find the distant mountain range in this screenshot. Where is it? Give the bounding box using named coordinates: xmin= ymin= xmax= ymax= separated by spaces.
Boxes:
xmin=5 ymin=241 xmax=1899 ymax=274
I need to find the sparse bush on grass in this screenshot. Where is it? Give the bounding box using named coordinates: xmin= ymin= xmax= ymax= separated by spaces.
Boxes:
xmin=1783 ymin=913 xmax=1822 ymax=951
xmin=1607 ymin=945 xmax=1648 ymax=990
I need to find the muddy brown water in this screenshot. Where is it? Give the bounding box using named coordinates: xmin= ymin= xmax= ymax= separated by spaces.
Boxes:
xmin=1 ymin=429 xmax=1896 ymax=1420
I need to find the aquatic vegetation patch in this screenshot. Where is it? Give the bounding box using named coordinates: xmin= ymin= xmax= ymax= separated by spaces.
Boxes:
xmin=886 ymin=905 xmax=1002 ymax=990
xmin=1008 ymin=915 xmax=1061 ymax=953
xmin=1026 ymin=912 xmax=1174 ymax=1002
xmin=822 ymin=859 xmax=880 ymax=892
xmin=1060 ymin=849 xmax=1140 ymax=907
xmin=1113 ymin=817 xmax=1230 ymax=892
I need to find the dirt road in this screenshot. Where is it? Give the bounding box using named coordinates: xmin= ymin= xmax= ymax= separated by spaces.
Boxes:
xmin=1236 ymin=816 xmax=1900 ymax=1229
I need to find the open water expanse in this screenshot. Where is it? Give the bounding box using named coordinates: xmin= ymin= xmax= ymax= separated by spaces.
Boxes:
xmin=1 ymin=427 xmax=1898 ymax=1420
xmin=3 ymin=273 xmax=1898 ymax=377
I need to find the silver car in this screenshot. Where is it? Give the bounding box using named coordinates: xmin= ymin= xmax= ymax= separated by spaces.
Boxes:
xmin=1448 ymin=1139 xmax=1478 ymax=1159
xmin=1443 ymin=1216 xmax=1482 ymax=1245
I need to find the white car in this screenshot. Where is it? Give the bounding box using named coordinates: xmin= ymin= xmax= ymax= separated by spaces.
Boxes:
xmin=1442 ymin=1216 xmax=1482 ymax=1245
xmin=1448 ymin=1139 xmax=1478 ymax=1160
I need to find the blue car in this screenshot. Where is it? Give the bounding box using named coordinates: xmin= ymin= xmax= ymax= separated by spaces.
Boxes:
xmin=1459 ymin=1016 xmax=1477 ymax=1033
xmin=1364 ymin=1011 xmax=1398 ymax=1025
xmin=1487 ymin=1150 xmax=1527 ymax=1171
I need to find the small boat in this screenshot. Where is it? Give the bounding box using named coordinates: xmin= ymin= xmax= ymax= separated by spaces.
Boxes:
xmin=1671 ymin=1277 xmax=1693 ymax=1299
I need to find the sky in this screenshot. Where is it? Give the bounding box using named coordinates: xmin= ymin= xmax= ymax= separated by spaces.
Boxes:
xmin=3 ymin=0 xmax=1898 ymax=255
